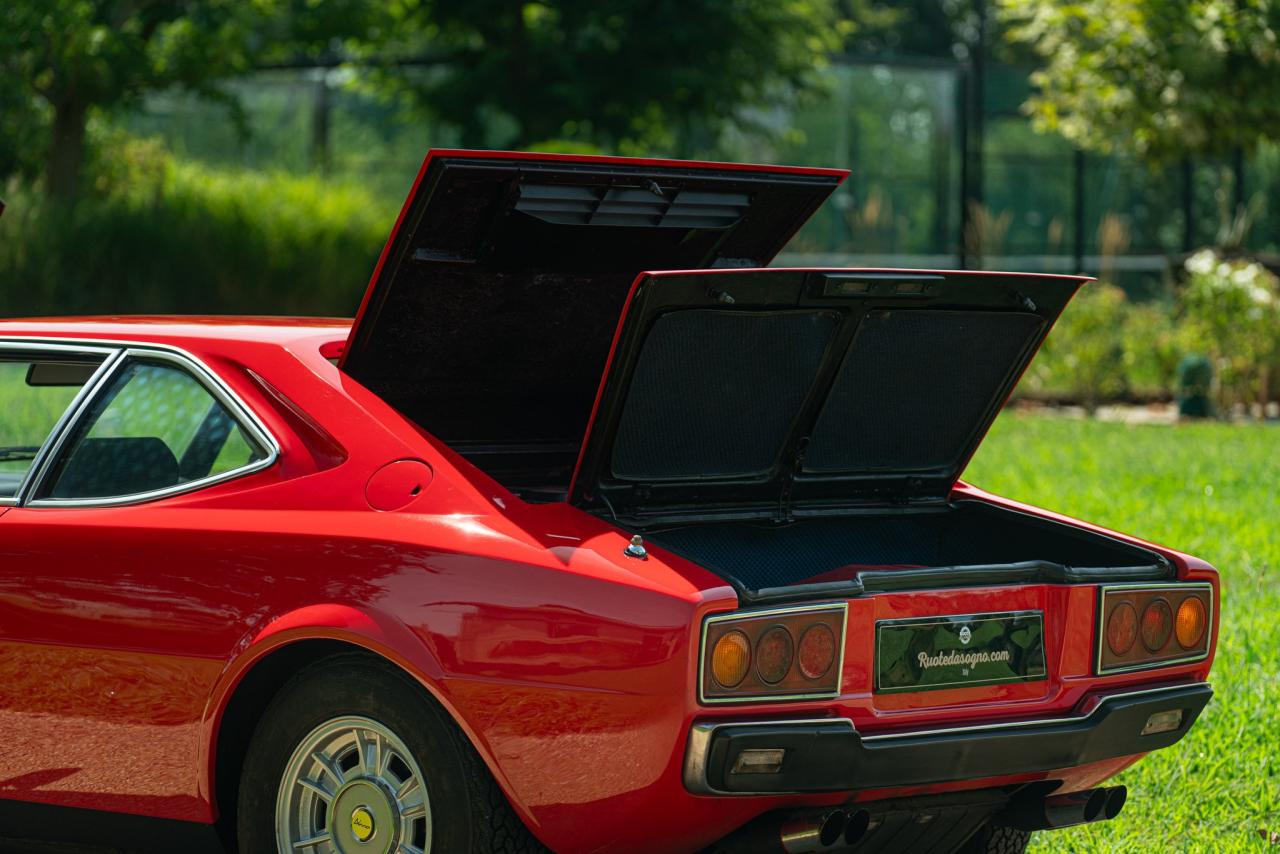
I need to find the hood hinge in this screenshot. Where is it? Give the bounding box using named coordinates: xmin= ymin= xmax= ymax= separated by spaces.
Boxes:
xmin=776 ymin=437 xmax=809 ymax=523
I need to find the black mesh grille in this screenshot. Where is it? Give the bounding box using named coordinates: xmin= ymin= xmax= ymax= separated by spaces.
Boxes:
xmin=611 ymin=310 xmax=838 ymax=479
xmin=803 ymin=310 xmax=1043 ymax=473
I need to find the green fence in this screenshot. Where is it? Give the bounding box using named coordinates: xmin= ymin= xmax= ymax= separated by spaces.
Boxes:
xmin=119 ymin=57 xmax=1280 ymax=297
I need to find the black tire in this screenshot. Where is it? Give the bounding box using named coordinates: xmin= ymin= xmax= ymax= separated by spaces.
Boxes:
xmin=958 ymin=824 xmax=1032 ymax=854
xmin=237 ymin=653 xmax=549 ymax=854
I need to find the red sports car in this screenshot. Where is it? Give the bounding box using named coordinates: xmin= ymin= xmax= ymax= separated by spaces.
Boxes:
xmin=0 ymin=151 xmax=1215 ymax=854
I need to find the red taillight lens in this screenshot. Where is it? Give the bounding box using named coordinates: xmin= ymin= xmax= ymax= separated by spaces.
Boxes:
xmin=1105 ymin=602 xmax=1138 ymax=656
xmin=1097 ymin=585 xmax=1212 ymax=674
xmin=755 ymin=626 xmax=794 ymax=684
xmin=1140 ymin=599 xmax=1173 ymax=652
xmin=1175 ymin=596 xmax=1207 ymax=649
xmin=797 ymin=623 xmax=837 ymax=680
xmin=701 ymin=605 xmax=845 ymax=702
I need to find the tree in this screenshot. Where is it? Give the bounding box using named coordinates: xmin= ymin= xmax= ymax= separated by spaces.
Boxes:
xmin=996 ymin=0 xmax=1280 ymax=162
xmin=371 ymin=0 xmax=848 ymax=154
xmin=0 ymin=1 xmax=846 ymax=198
xmin=0 ymin=0 xmax=385 ymax=203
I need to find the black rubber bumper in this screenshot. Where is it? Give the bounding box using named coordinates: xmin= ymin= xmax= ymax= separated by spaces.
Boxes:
xmin=689 ymin=683 xmax=1212 ymax=794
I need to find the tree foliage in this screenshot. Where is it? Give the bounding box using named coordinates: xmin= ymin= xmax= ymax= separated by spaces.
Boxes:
xmin=997 ymin=0 xmax=1280 ymax=162
xmin=0 ymin=0 xmax=847 ymax=199
xmin=2 ymin=1 xmax=244 ymax=199
xmin=0 ymin=0 xmax=384 ymax=201
xmin=352 ymin=0 xmax=847 ymax=154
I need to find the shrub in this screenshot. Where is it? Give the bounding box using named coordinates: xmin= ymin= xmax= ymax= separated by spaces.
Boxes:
xmin=0 ymin=139 xmax=393 ymax=317
xmin=1178 ymin=249 xmax=1280 ymax=413
xmin=1123 ymin=299 xmax=1182 ymax=396
xmin=1023 ymin=282 xmax=1133 ymax=413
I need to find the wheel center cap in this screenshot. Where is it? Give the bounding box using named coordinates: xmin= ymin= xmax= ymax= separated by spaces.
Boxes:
xmin=330 ymin=779 xmax=396 ymax=853
xmin=350 ymin=805 xmax=376 ymax=843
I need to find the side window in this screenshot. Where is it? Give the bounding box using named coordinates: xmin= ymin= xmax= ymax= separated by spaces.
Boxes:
xmin=42 ymin=358 xmax=269 ymax=500
xmin=0 ymin=355 xmax=104 ymax=499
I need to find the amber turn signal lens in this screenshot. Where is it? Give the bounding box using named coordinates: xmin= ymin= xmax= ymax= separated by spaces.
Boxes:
xmin=1106 ymin=601 xmax=1138 ymax=656
xmin=1140 ymin=599 xmax=1173 ymax=652
xmin=797 ymin=623 xmax=836 ymax=680
xmin=1175 ymin=596 xmax=1207 ymax=649
xmin=755 ymin=626 xmax=795 ymax=684
xmin=711 ymin=630 xmax=751 ymax=688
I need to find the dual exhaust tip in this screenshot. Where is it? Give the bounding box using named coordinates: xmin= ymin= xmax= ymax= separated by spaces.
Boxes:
xmin=777 ymin=786 xmax=1126 ymax=853
xmin=780 ymin=807 xmax=871 ymax=853
xmin=997 ymin=785 xmax=1128 ymax=832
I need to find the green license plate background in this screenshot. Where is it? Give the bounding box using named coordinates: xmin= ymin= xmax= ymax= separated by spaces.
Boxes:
xmin=875 ymin=610 xmax=1047 ymax=693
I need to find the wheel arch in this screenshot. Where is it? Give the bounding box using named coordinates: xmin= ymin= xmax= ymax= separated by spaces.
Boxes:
xmin=201 ymin=606 xmax=518 ymax=843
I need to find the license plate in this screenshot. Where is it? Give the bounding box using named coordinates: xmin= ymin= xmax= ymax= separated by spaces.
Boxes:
xmin=875 ymin=610 xmax=1047 ymax=693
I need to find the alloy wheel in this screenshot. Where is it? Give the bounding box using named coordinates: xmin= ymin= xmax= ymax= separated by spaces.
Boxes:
xmin=276 ymin=715 xmax=432 ymax=854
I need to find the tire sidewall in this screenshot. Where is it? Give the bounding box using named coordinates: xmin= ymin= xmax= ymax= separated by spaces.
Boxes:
xmin=237 ymin=659 xmax=474 ymax=854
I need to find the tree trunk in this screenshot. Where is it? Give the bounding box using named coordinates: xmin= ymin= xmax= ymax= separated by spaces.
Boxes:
xmin=47 ymin=98 xmax=88 ymax=204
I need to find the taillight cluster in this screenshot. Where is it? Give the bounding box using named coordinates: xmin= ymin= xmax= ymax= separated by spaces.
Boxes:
xmin=700 ymin=604 xmax=846 ymax=703
xmin=1097 ymin=584 xmax=1212 ymax=674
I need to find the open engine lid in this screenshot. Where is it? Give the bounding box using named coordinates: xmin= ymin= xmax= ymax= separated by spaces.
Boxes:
xmin=569 ymin=268 xmax=1090 ymax=522
xmin=340 ymin=150 xmax=846 ymax=494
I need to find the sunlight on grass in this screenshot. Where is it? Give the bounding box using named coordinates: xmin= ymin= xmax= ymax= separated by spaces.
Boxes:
xmin=964 ymin=412 xmax=1280 ymax=853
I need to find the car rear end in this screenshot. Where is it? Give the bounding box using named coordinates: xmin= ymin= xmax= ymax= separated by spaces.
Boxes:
xmin=331 ymin=150 xmax=1217 ymax=853
xmin=562 ymin=268 xmax=1218 ymax=852
xmin=678 ymin=544 xmax=1216 ymax=853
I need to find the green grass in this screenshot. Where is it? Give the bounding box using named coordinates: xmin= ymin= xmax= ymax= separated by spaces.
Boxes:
xmin=964 ymin=412 xmax=1280 ymax=852
xmin=0 ymin=362 xmax=83 ymax=484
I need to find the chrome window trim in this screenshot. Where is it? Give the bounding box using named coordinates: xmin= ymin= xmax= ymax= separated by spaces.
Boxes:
xmin=0 ymin=337 xmax=281 ymax=508
xmin=0 ymin=341 xmax=123 ymax=507
xmin=682 ymin=681 xmax=1209 ymax=795
xmin=698 ymin=602 xmax=849 ymax=705
xmin=1094 ymin=582 xmax=1214 ymax=675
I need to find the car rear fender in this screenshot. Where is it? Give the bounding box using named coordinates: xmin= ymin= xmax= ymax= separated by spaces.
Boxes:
xmin=199 ymin=603 xmax=521 ymax=828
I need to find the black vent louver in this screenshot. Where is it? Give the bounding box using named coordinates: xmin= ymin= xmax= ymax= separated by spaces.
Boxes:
xmin=515 ymin=183 xmax=749 ymax=229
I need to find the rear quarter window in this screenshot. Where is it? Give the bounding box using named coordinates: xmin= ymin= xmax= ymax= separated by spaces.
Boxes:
xmin=40 ymin=358 xmax=269 ymax=501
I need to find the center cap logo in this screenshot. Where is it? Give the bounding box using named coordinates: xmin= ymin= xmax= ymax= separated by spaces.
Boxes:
xmin=350 ymin=806 xmax=376 ymax=843
xmin=959 ymin=626 xmax=972 ymax=645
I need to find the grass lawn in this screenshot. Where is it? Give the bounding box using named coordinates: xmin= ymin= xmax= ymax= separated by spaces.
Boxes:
xmin=964 ymin=412 xmax=1280 ymax=852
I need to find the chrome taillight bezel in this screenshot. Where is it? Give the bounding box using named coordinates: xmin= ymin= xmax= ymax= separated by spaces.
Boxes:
xmin=1095 ymin=582 xmax=1213 ymax=675
xmin=698 ymin=603 xmax=848 ymax=704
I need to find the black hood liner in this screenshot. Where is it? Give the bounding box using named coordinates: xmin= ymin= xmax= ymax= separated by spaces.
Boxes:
xmin=570 ymin=269 xmax=1088 ymax=520
xmin=340 ymin=152 xmax=844 ymax=494
xmin=611 ymin=310 xmax=841 ymax=480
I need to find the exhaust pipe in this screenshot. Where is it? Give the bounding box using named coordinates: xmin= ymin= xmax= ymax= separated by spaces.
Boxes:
xmin=996 ymin=785 xmax=1128 ymax=832
xmin=843 ymin=808 xmax=871 ymax=846
xmin=1102 ymin=786 xmax=1128 ymax=820
xmin=780 ymin=809 xmax=848 ymax=852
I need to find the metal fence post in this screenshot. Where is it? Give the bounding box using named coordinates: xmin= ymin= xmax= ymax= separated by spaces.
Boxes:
xmin=1181 ymin=157 xmax=1194 ymax=252
xmin=1073 ymin=149 xmax=1086 ymax=274
xmin=312 ymin=73 xmax=332 ymax=175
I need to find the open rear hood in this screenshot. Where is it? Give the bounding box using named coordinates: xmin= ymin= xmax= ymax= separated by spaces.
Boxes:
xmin=569 ymin=268 xmax=1089 ymax=522
xmin=341 ymin=150 xmax=846 ymax=495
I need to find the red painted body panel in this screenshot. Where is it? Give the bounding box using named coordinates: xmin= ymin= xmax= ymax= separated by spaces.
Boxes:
xmin=0 ymin=314 xmax=1218 ymax=854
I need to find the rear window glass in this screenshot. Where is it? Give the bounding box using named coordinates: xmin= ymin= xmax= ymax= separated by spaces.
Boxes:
xmin=0 ymin=356 xmax=102 ymax=498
